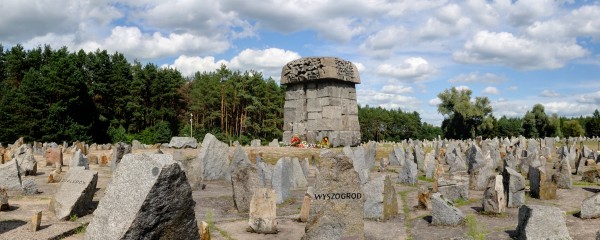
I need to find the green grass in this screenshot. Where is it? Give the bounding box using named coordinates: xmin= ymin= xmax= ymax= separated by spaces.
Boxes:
xmin=465 ymin=214 xmax=487 ymax=240
xmin=74 ymin=224 xmax=87 ymax=234
xmin=69 ymin=215 xmax=78 ymax=222
xmin=566 ymin=210 xmax=580 ymax=216
xmin=205 ymin=211 xmax=235 ymax=240
xmin=399 ymin=190 xmax=412 ymax=238
xmin=573 ymin=181 xmax=600 ymax=187
xmin=417 ymin=175 xmax=434 ymax=183
xmin=453 ymin=198 xmax=480 ymax=207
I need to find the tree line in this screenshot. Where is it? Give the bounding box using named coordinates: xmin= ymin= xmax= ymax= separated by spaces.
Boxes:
xmin=0 ymin=44 xmax=598 ymax=144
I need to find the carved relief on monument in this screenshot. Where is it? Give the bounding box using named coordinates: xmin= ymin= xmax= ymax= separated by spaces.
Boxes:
xmin=282 ymin=58 xmax=325 ymax=83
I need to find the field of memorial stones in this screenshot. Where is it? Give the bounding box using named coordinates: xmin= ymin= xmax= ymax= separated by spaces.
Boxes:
xmin=2 ymin=135 xmax=600 ymax=239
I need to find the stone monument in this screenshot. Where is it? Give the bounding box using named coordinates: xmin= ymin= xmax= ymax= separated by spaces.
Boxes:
xmin=280 ymin=57 xmax=361 ymax=147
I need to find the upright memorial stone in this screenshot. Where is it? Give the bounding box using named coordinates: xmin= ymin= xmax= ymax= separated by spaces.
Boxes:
xmin=230 ymin=145 xmax=258 ymax=213
xmin=281 ymin=57 xmax=361 ymax=147
xmin=198 ymin=133 xmax=230 ymax=181
xmin=303 ymin=153 xmax=364 ymax=240
xmin=49 ymin=168 xmax=98 ymax=220
xmin=86 ymin=154 xmax=198 ymax=240
xmin=111 ymin=142 xmax=131 ymax=172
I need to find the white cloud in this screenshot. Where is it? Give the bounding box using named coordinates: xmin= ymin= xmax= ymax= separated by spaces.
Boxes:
xmin=381 ymin=85 xmax=413 ymax=95
xmin=357 ymin=89 xmax=421 ymax=111
xmin=99 ymin=26 xmax=229 ymax=60
xmin=415 ymin=4 xmax=471 ymax=40
xmin=454 ymin=85 xmax=471 ymax=91
xmin=507 ymin=86 xmax=518 ymax=91
xmin=454 ymin=31 xmax=587 ymax=70
xmin=539 ymin=90 xmax=561 ymax=98
xmin=428 ymin=97 xmax=442 ymax=106
xmin=353 ymin=62 xmax=367 ymax=72
xmin=164 ymin=56 xmax=229 ymax=77
xmin=482 ymin=86 xmax=499 ymax=95
xmin=164 ymin=48 xmax=300 ymax=78
xmin=577 ymin=91 xmax=600 ymax=104
xmin=375 ymin=57 xmax=436 ymax=82
xmin=526 ymin=5 xmax=600 ymax=41
xmin=359 ymin=26 xmax=407 ymax=58
xmin=448 ymin=72 xmax=506 ymax=84
xmin=506 ymin=0 xmax=558 ymax=27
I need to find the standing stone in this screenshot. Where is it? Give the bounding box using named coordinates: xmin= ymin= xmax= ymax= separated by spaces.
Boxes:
xmin=425 ymin=153 xmax=436 ymax=179
xmin=414 ymin=145 xmax=425 ymax=172
xmin=248 ymin=188 xmax=277 ymax=234
xmin=49 ymin=168 xmax=98 ymax=220
xmin=272 ymin=157 xmax=292 ymax=204
xmin=168 ymin=137 xmax=198 ymax=149
xmin=198 ymin=133 xmax=230 ymax=181
xmin=86 ymin=154 xmax=199 ymax=240
xmin=15 ymin=145 xmax=37 ymax=176
xmin=469 ymin=164 xmax=494 ymax=191
xmin=552 ymin=156 xmax=573 ymax=189
xmin=581 ymin=193 xmax=600 ymax=219
xmin=257 ymin=160 xmax=273 ymax=188
xmin=100 ymin=155 xmax=108 ymax=166
xmin=446 ymin=146 xmax=467 ymax=172
xmin=87 ymin=154 xmax=99 ymax=165
xmin=251 ymin=139 xmax=261 ymax=147
xmin=299 ymin=187 xmax=313 ymax=222
xmin=388 ymin=145 xmax=404 ymax=166
xmin=200 ymin=221 xmax=210 ymax=240
xmin=44 ymin=147 xmax=63 ymax=167
xmin=301 ymin=157 xmax=309 ymax=178
xmin=0 ymin=188 xmax=9 ymax=211
xmin=291 ymin=157 xmax=308 ymax=188
xmin=529 ymin=165 xmax=557 ymax=199
xmin=362 ymin=175 xmax=398 ymax=221
xmin=131 ymin=140 xmax=144 ymax=150
xmin=343 ymin=145 xmax=370 ymax=184
xmin=173 ymin=149 xmax=203 ymax=190
xmin=281 ymin=57 xmax=361 ymax=147
xmin=0 ymin=160 xmax=22 ymax=191
xmin=230 ymin=145 xmax=258 ymax=213
xmin=111 ymin=142 xmax=131 ymax=172
xmin=467 ymin=144 xmax=486 ymax=173
xmin=431 ymin=193 xmax=465 ymax=226
xmin=303 ymin=154 xmax=364 ymax=240
xmin=482 ymin=175 xmax=506 ymax=214
xmin=268 ymin=139 xmax=279 ymax=147
xmin=398 ymin=157 xmax=417 ymax=185
xmin=503 ymin=167 xmax=525 ymax=208
xmin=436 ymin=171 xmax=469 ymax=201
xmin=31 ymin=211 xmax=42 ymax=232
xmin=69 ymin=149 xmax=89 ymax=170
xmin=516 ymin=205 xmax=571 ymax=240
xmin=417 ymin=186 xmax=431 ymax=210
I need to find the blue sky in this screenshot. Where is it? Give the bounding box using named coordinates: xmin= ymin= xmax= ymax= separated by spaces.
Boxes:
xmin=1 ymin=0 xmax=600 ymax=125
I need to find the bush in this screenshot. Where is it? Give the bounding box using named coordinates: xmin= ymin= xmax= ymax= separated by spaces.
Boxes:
xmin=107 ymin=125 xmax=128 ymax=143
xmin=137 ymin=121 xmax=172 ymax=144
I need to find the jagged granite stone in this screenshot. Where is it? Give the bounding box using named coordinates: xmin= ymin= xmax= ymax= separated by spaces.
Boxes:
xmin=49 ymin=168 xmax=98 ymax=220
xmin=516 ymin=205 xmax=571 ymax=240
xmin=431 ymin=193 xmax=465 ymax=226
xmin=168 ymin=137 xmax=198 ymax=149
xmin=302 ymin=154 xmax=364 ymax=240
xmin=198 ymin=133 xmax=230 ymax=181
xmin=86 ymin=154 xmax=199 ymax=240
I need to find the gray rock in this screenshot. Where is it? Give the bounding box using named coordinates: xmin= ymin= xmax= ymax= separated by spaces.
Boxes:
xmin=230 ymin=146 xmax=259 ymax=213
xmin=248 ymin=188 xmax=277 ymax=233
xmin=21 ymin=179 xmax=39 ymax=195
xmin=268 ymin=139 xmax=279 ymax=147
xmin=172 ymin=149 xmax=203 ymax=190
xmin=198 ymin=133 xmax=230 ymax=181
xmin=469 ymin=165 xmax=494 ymax=191
xmin=168 ymin=137 xmax=198 ymax=149
xmin=0 ymin=160 xmax=22 ymax=192
xmin=581 ymin=193 xmax=600 ymax=219
xmin=482 ymin=175 xmax=505 ymax=214
xmin=437 ymin=171 xmax=469 ymax=201
xmin=111 ymin=142 xmax=131 ymax=172
xmin=388 ymin=145 xmax=405 ymax=166
xmin=431 ymin=192 xmax=465 ymax=226
xmin=516 ymin=205 xmax=571 ymax=240
xmin=291 ymin=157 xmax=308 ymax=188
xmin=425 ymin=153 xmax=436 ymax=179
xmin=552 ymin=156 xmax=572 ymax=189
xmin=503 ymin=167 xmax=525 ymax=208
xmin=131 ymin=140 xmax=144 ymax=150
xmin=257 ymin=161 xmax=272 ymax=188
xmin=398 ymin=158 xmax=417 ymax=185
xmin=251 ymin=139 xmax=261 ymax=147
xmin=272 ymin=157 xmax=292 ymax=204
xmin=86 ymin=154 xmax=199 ymax=240
xmin=301 ymin=157 xmax=309 ymax=178
xmin=363 ymin=175 xmax=398 ymax=221
xmin=303 ymin=153 xmax=364 ymax=240
xmin=467 ymin=144 xmax=486 ymax=173
xmin=414 ymin=145 xmax=425 ymax=171
xmin=14 ymin=145 xmax=37 ymax=176
xmin=69 ymin=149 xmax=89 ymax=170
xmin=447 ymin=147 xmax=467 ymax=172
xmin=49 ymin=169 xmax=98 ymax=220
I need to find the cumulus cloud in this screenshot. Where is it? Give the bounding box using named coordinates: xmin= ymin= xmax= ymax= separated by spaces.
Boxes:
xmin=506 ymin=0 xmax=558 ymax=27
xmin=577 ymin=91 xmax=600 ymax=104
xmin=454 ymin=85 xmax=471 ymax=91
xmin=164 ymin=56 xmax=229 ymax=77
xmin=375 ymin=57 xmax=436 ymax=82
xmin=359 ymin=26 xmax=408 ymax=58
xmin=415 ymin=4 xmax=471 ymax=40
xmin=448 ymin=72 xmax=506 ymax=84
xmin=539 ymin=90 xmax=561 ymax=98
xmin=356 ymin=88 xmax=420 ymax=111
xmin=526 ymin=5 xmax=600 ymax=41
xmin=381 ymin=85 xmax=413 ymax=94
xmin=163 ymin=47 xmax=301 ymax=78
xmin=453 ymin=31 xmax=587 ymax=70
xmin=99 ymin=26 xmax=229 ymax=60
xmin=482 ymin=86 xmax=499 ymax=95
xmin=428 ymin=97 xmax=442 ymax=106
